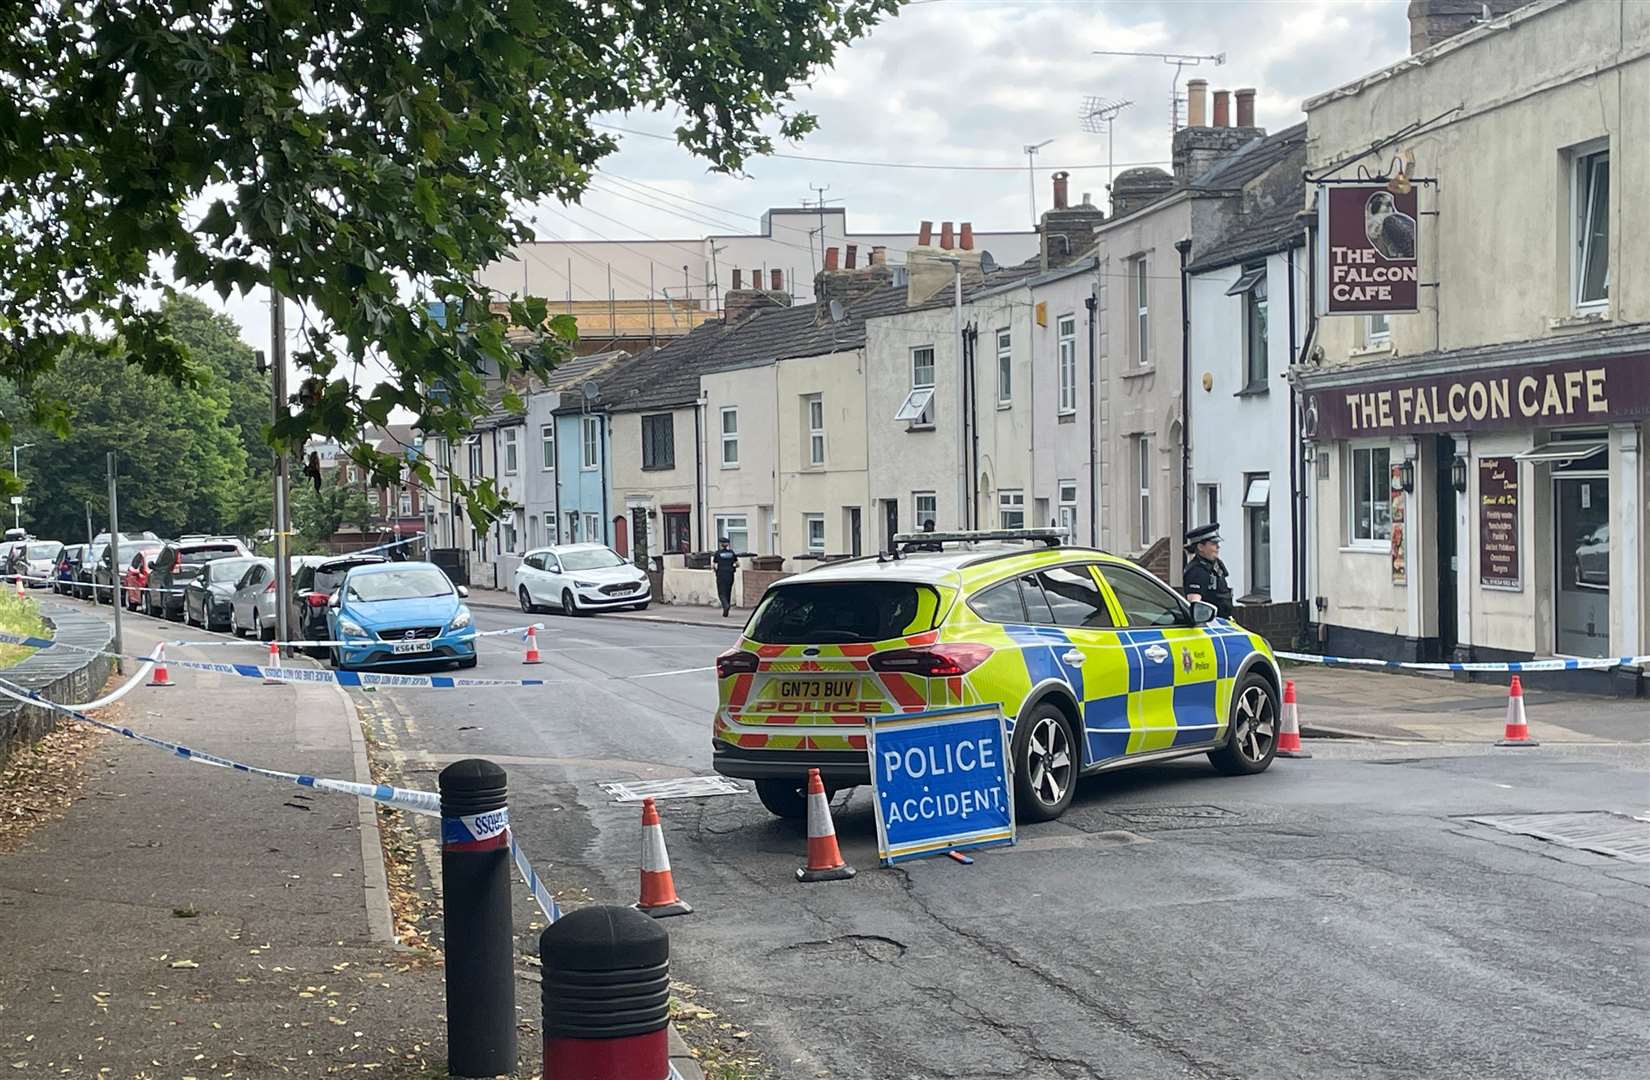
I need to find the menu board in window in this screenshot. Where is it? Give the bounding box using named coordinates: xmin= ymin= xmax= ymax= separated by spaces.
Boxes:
xmin=1478 ymin=457 xmax=1520 ymax=589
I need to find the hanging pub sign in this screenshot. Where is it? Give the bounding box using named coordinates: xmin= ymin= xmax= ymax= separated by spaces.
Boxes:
xmin=1316 ymin=183 xmax=1420 ymax=315
xmin=1478 ymin=457 xmax=1521 ymax=590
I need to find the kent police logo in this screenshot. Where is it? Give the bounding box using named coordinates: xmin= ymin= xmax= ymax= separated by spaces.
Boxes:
xmin=1181 ymin=648 xmax=1194 ymax=674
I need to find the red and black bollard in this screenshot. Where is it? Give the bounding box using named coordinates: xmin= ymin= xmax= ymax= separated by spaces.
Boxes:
xmin=439 ymin=758 xmax=517 ymax=1077
xmin=541 ymin=905 xmax=671 ymax=1080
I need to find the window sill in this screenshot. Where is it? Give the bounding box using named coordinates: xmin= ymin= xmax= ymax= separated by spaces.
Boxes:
xmin=1237 ymin=592 xmax=1271 ymax=606
xmin=1549 ymin=309 xmax=1610 ymax=332
xmin=640 ymin=465 xmax=676 ymax=472
xmin=906 ymin=423 xmax=936 ymax=433
xmin=1339 ymin=544 xmax=1391 ymax=555
xmin=1233 ymin=383 xmax=1269 ymax=398
xmin=997 ymin=401 xmax=1012 ymax=411
xmin=1349 ymin=342 xmax=1392 ymax=359
xmin=1057 ymin=412 xmax=1076 ymax=424
xmin=720 ymin=463 xmax=740 ymax=470
xmin=1122 ymin=365 xmax=1155 ymax=380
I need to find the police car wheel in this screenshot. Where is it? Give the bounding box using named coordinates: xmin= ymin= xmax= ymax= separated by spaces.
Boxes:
xmin=755 ymin=779 xmax=810 ymax=820
xmin=1209 ymin=674 xmax=1278 ymax=776
xmin=1013 ymin=703 xmax=1077 ymax=822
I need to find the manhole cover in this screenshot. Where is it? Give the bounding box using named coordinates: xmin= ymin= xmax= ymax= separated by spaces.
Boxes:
xmin=1469 ymin=812 xmax=1650 ymax=863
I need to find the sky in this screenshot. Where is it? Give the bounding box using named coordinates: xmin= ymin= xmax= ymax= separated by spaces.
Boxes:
xmin=209 ymin=0 xmax=1413 ymax=368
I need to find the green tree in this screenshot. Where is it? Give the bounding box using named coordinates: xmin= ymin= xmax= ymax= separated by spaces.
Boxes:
xmin=0 ymin=0 xmax=898 ymax=526
xmin=292 ymin=476 xmax=379 ymax=553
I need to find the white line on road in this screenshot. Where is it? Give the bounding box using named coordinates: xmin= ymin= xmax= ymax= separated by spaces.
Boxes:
xmin=626 ymin=665 xmax=715 ymax=679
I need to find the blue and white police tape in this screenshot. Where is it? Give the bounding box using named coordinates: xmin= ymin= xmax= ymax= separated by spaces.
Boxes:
xmin=0 ymin=630 xmax=691 ymax=689
xmin=1274 ymin=650 xmax=1650 ymax=673
xmin=163 ymin=623 xmax=545 ymax=650
xmin=351 ymin=533 xmax=427 ymax=556
xmin=0 ymin=673 xmax=562 ymax=923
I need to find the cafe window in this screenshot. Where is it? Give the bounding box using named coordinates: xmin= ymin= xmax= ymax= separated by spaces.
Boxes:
xmin=1365 ymin=313 xmax=1391 ymax=346
xmin=1348 ymin=445 xmax=1392 ymax=545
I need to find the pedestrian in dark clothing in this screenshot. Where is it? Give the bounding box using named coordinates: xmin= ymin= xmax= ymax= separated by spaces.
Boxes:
xmin=1181 ymin=522 xmax=1233 ymax=619
xmin=711 ymin=537 xmax=749 ymax=617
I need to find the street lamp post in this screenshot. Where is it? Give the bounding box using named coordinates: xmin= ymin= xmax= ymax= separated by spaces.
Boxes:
xmin=11 ymin=443 xmax=33 ymax=531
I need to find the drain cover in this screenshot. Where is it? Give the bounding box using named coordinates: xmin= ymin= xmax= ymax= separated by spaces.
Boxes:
xmin=1469 ymin=812 xmax=1650 ymax=863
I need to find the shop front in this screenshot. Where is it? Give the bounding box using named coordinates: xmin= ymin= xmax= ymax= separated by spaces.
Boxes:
xmin=1297 ymin=333 xmax=1648 ymax=694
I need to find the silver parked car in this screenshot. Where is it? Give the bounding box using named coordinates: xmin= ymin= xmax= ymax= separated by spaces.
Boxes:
xmin=227 ymin=558 xmax=278 ymax=639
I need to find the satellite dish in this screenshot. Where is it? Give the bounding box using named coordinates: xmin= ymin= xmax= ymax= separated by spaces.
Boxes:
xmin=581 ymin=379 xmax=602 ymax=403
xmin=828 ymin=299 xmax=845 ymax=323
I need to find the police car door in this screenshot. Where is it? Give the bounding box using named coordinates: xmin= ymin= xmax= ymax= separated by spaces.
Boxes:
xmin=1029 ymin=565 xmax=1133 ymax=767
xmin=1095 ymin=564 xmax=1222 ymax=754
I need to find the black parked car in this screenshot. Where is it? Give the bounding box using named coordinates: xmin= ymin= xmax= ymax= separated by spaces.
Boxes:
xmin=181 ymin=555 xmax=263 ymax=630
xmin=143 ymin=539 xmax=250 ymax=620
xmin=291 ymin=553 xmax=386 ymax=655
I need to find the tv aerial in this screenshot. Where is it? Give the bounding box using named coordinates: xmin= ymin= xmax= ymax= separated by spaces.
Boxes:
xmin=1092 ymin=49 xmax=1225 ymax=133
xmin=1079 ymin=97 xmax=1134 ymax=204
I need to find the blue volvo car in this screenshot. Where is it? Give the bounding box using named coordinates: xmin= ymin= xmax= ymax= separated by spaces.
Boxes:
xmin=325 ymin=561 xmax=478 ymax=671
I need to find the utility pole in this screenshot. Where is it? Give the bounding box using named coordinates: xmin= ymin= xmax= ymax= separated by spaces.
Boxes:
xmin=270 ymin=283 xmax=293 ymax=653
xmin=106 ymin=452 xmax=123 ymax=675
xmin=10 ymin=443 xmax=32 ymax=531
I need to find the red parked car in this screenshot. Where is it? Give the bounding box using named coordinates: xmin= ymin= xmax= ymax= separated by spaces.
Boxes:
xmin=119 ymin=543 xmax=167 ymax=610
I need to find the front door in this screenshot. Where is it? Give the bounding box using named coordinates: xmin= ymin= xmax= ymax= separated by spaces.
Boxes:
xmin=613 ymin=515 xmax=628 ymax=558
xmin=1555 ymin=471 xmax=1610 ymax=656
xmin=1434 ymin=435 xmax=1458 ymax=657
xmin=881 ymin=499 xmax=898 ymax=554
xmin=848 ymin=507 xmax=863 ymax=558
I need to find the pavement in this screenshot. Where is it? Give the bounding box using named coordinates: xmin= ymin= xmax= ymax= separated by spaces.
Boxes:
xmin=10 ymin=594 xmax=1649 ymax=1080
xmin=466 ymin=584 xmax=755 ymax=629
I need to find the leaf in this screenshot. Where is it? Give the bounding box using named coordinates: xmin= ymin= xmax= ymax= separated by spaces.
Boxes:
xmin=168 ymin=959 xmax=200 ymax=969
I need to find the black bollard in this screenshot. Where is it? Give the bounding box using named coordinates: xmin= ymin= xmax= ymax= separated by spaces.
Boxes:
xmin=439 ymin=758 xmax=517 ymax=1077
xmin=541 ymin=906 xmax=671 ymax=1080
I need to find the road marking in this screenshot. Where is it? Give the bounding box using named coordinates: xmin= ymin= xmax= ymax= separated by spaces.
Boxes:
xmin=629 ymin=665 xmax=714 ymax=679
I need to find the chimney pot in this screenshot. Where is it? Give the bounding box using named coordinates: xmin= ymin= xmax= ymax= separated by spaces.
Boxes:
xmin=770 ymin=268 xmax=783 ymax=292
xmin=959 ymin=223 xmax=974 ymax=251
xmin=939 ymin=221 xmax=954 ymax=250
xmin=1235 ymin=87 xmax=1256 ymax=128
xmin=844 ymin=244 xmax=858 ymax=269
xmin=824 ymin=246 xmax=839 ymax=271
xmin=1187 ymin=78 xmax=1208 ymax=127
xmin=917 ymin=220 xmax=933 ymax=246
xmin=871 ymin=245 xmax=887 ymax=266
xmin=731 ymin=269 xmax=742 ymax=290
xmin=1212 ymin=89 xmax=1230 ymax=127
xmin=1081 ymin=192 xmax=1092 ymax=206
xmin=1052 ymin=170 xmax=1070 ymax=210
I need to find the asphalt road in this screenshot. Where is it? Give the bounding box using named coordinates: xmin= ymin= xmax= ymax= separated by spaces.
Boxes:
xmin=53 ymin=593 xmax=1650 ymax=1079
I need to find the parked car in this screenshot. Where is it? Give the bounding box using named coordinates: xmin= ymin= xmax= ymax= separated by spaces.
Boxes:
xmin=144 ymin=538 xmax=251 ymax=620
xmin=227 ymin=558 xmax=278 ymax=639
xmin=96 ymin=539 xmax=166 ymax=605
xmin=9 ymin=540 xmax=63 ymax=586
xmin=292 ymin=554 xmax=385 ymax=655
xmin=326 ymin=561 xmax=475 ymax=671
xmin=75 ymin=532 xmax=159 ymax=601
xmin=54 ymin=545 xmax=86 ymax=594
xmin=711 ymin=530 xmax=1282 ymax=821
xmin=181 ymin=555 xmax=264 ymax=630
xmin=120 ymin=544 xmax=166 ymax=609
xmin=513 ymin=544 xmax=651 ymax=615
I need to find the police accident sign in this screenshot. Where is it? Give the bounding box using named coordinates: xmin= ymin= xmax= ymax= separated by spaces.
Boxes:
xmin=866 ymin=704 xmax=1015 ymax=865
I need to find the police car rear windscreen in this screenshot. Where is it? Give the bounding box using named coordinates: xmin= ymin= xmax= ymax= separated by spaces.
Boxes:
xmin=748 ymin=582 xmax=942 ymax=644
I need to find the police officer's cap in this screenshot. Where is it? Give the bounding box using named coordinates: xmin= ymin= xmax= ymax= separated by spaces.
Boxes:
xmin=1184 ymin=522 xmax=1221 ymax=548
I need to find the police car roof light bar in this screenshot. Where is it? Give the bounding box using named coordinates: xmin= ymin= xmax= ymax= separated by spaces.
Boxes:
xmin=892 ymin=527 xmax=1067 ymax=550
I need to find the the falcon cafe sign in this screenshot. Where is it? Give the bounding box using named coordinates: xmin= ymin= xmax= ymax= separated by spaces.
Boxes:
xmin=1316 ymin=182 xmax=1420 ymax=315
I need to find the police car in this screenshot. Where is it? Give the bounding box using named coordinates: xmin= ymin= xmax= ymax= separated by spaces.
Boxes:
xmin=712 ymin=529 xmax=1282 ymax=822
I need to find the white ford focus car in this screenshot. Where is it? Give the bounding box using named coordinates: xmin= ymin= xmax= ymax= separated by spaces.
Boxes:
xmin=514 ymin=544 xmax=651 ymax=615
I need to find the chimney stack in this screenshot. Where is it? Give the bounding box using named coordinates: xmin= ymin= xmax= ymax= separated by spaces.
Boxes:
xmin=770 ymin=269 xmax=783 ymax=292
xmin=870 ymin=245 xmax=887 ymax=266
xmin=1187 ymin=79 xmax=1208 ymax=127
xmin=824 ymin=246 xmax=839 ymax=271
xmin=939 ymin=221 xmax=954 ymax=250
xmin=1212 ymin=90 xmax=1230 ymax=128
xmin=1408 ymin=0 xmax=1526 ymax=54
xmin=844 ymin=244 xmax=858 ymax=269
xmin=917 ymin=220 xmax=933 ymax=246
xmin=1052 ymin=171 xmax=1070 ymax=210
xmin=959 ymin=223 xmax=974 ymax=251
xmin=1234 ymin=88 xmax=1256 ymax=129
xmin=731 ymin=269 xmax=742 ymax=290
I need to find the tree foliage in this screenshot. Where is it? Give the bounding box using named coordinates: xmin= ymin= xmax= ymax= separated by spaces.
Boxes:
xmin=2 ymin=296 xmax=248 ymax=541
xmin=0 ymin=0 xmax=899 ymax=526
xmin=291 ymin=475 xmax=379 ymax=553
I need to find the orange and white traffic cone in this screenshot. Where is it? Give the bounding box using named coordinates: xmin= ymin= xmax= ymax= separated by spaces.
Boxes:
xmin=634 ymin=797 xmax=691 ymax=918
xmin=1496 ymin=675 xmax=1539 ymax=747
xmin=522 ymin=625 xmax=542 ymax=665
xmin=1276 ymin=679 xmax=1311 ymax=758
xmin=797 ymin=768 xmax=856 ymax=883
xmin=14 ymin=574 xmax=24 ymax=598
xmin=146 ymin=642 xmax=174 ymax=688
xmin=263 ymin=640 xmax=282 ymax=685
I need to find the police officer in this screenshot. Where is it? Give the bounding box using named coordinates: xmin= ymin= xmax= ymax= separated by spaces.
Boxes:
xmin=1181 ymin=522 xmax=1234 ymax=618
xmin=711 ymin=537 xmax=751 ymax=617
